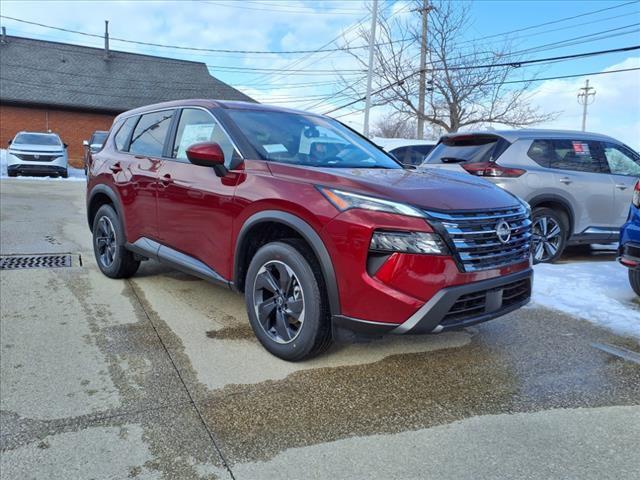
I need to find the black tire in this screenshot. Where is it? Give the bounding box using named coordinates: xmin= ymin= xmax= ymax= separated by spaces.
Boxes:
xmin=61 ymin=169 xmax=68 ymax=178
xmin=92 ymin=204 xmax=140 ymax=278
xmin=629 ymin=270 xmax=640 ymax=297
xmin=244 ymin=240 xmax=332 ymax=361
xmin=7 ymin=171 xmax=17 ymax=177
xmin=531 ymin=207 xmax=569 ymax=264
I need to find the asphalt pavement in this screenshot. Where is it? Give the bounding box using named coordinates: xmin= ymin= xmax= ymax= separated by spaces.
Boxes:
xmin=1 ymin=179 xmax=639 ymax=480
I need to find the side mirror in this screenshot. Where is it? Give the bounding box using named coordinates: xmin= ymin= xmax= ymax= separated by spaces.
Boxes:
xmin=63 ymin=143 xmax=68 ymax=149
xmin=186 ymin=142 xmax=227 ymax=177
xmin=83 ymin=140 xmax=89 ymax=147
xmin=7 ymin=140 xmax=12 ymax=146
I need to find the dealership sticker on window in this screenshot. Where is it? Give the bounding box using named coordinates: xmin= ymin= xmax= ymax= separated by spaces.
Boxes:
xmin=263 ymin=144 xmax=288 ymax=153
xmin=177 ymin=123 xmax=215 ymax=158
xmin=572 ymin=141 xmax=591 ymax=156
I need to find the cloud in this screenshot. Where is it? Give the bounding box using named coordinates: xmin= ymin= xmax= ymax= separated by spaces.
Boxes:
xmin=527 ymin=57 xmax=640 ymax=149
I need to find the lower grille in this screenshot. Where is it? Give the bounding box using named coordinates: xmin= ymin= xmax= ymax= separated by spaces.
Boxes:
xmin=425 ymin=206 xmax=532 ymax=272
xmin=442 ymin=277 xmax=531 ymax=325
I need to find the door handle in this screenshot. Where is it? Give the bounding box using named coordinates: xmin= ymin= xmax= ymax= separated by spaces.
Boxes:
xmin=109 ymin=162 xmax=122 ymax=173
xmin=160 ymin=173 xmax=173 ymax=185
xmin=615 ymin=184 xmax=628 ymax=190
xmin=559 ymin=177 xmax=572 ymax=185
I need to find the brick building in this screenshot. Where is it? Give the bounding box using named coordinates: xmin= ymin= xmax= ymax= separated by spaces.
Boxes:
xmin=0 ymin=35 xmax=253 ymax=167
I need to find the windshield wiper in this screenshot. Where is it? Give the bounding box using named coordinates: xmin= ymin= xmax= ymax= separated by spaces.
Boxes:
xmin=440 ymin=157 xmax=467 ymax=163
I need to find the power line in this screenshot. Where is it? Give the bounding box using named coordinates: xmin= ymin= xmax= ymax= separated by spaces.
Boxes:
xmin=323 ymin=67 xmax=640 ymax=115
xmin=203 ymin=0 xmax=367 ymax=15
xmin=0 ymin=14 xmax=405 ymax=54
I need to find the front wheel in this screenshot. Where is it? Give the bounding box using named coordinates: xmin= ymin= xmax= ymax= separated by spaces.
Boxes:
xmin=244 ymin=240 xmax=332 ymax=361
xmin=92 ymin=204 xmax=140 ymax=278
xmin=61 ymin=169 xmax=68 ymax=178
xmin=629 ymin=269 xmax=640 ymax=297
xmin=531 ymin=207 xmax=568 ymax=264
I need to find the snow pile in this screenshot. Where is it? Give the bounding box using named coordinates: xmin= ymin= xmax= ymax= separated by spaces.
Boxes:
xmin=0 ymin=149 xmax=86 ymax=182
xmin=533 ymin=261 xmax=640 ymax=339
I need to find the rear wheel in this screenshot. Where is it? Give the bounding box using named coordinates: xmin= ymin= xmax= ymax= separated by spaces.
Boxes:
xmin=629 ymin=270 xmax=640 ymax=297
xmin=92 ymin=204 xmax=140 ymax=278
xmin=531 ymin=207 xmax=568 ymax=264
xmin=61 ymin=169 xmax=68 ymax=178
xmin=245 ymin=240 xmax=332 ymax=361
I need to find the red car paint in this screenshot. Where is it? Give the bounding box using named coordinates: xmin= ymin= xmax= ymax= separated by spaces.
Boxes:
xmin=87 ymin=99 xmax=532 ymax=334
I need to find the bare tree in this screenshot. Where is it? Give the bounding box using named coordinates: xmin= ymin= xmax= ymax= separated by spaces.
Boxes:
xmin=339 ymin=0 xmax=557 ymax=135
xmin=371 ymin=112 xmax=416 ymax=138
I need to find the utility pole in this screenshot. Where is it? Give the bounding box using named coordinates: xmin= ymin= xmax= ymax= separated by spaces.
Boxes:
xmin=416 ymin=0 xmax=431 ymax=139
xmin=363 ymin=0 xmax=378 ymax=138
xmin=104 ymin=20 xmax=110 ymax=60
xmin=577 ymin=79 xmax=596 ymax=132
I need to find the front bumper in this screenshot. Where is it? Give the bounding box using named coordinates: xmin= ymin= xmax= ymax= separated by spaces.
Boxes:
xmin=618 ymin=242 xmax=640 ymax=270
xmin=8 ymin=164 xmax=67 ymax=176
xmin=333 ymin=268 xmax=532 ymax=338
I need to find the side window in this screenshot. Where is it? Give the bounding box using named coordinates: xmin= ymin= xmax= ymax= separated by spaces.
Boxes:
xmin=529 ymin=139 xmax=605 ymax=173
xmin=172 ymin=108 xmax=238 ymax=164
xmin=602 ymin=142 xmax=640 ymax=176
xmin=114 ymin=116 xmax=139 ymax=151
xmin=390 ymin=146 xmax=428 ymax=166
xmin=129 ymin=110 xmax=175 ymax=157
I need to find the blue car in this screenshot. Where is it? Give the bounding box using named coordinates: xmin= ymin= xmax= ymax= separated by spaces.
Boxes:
xmin=619 ymin=179 xmax=640 ymax=296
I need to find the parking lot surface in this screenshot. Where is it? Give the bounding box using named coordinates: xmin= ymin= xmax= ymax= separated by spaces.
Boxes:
xmin=1 ymin=179 xmax=639 ymax=479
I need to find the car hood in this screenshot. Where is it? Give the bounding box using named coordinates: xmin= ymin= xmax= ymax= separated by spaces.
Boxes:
xmin=9 ymin=144 xmax=65 ymax=154
xmin=268 ymin=163 xmax=520 ymax=211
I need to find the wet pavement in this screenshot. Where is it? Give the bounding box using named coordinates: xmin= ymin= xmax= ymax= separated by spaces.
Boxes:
xmin=1 ymin=179 xmax=639 ymax=479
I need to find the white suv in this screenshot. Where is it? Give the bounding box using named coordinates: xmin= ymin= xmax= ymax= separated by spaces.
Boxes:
xmin=7 ymin=131 xmax=69 ymax=178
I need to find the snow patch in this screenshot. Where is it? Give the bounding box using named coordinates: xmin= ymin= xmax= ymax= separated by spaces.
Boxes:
xmin=533 ymin=261 xmax=640 ymax=340
xmin=0 ymin=149 xmax=86 ymax=182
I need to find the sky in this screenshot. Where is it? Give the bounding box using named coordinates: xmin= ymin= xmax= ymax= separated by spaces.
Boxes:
xmin=1 ymin=0 xmax=639 ymax=148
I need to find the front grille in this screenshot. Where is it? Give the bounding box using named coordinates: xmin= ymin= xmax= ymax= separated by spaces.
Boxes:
xmin=426 ymin=206 xmax=532 ymax=272
xmin=442 ymin=277 xmax=531 ymax=325
xmin=13 ymin=153 xmax=60 ymax=162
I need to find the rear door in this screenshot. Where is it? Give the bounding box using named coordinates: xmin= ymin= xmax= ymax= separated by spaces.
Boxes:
xmin=600 ymin=141 xmax=640 ymax=226
xmin=125 ymin=109 xmax=176 ymax=242
xmin=544 ymin=139 xmax=614 ymax=234
xmin=156 ymin=107 xmax=242 ymax=277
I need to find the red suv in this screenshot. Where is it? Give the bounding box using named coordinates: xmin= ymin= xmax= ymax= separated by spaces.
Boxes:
xmin=87 ymin=100 xmax=533 ymax=360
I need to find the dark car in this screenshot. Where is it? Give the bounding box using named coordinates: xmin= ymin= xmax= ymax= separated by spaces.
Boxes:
xmin=619 ymin=179 xmax=640 ymax=295
xmin=83 ymin=130 xmax=108 ymax=173
xmin=86 ymin=100 xmax=533 ymax=361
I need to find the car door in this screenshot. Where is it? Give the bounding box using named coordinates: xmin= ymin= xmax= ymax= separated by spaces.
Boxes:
xmin=156 ymin=107 xmax=242 ymax=278
xmin=546 ymin=139 xmax=614 ymax=235
xmin=601 ymin=141 xmax=640 ymax=227
xmin=122 ymin=109 xmax=175 ymax=243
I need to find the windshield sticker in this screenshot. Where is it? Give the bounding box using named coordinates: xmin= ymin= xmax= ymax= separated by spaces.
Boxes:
xmin=263 ymin=144 xmax=288 ymax=153
xmin=572 ymin=141 xmax=591 ymax=155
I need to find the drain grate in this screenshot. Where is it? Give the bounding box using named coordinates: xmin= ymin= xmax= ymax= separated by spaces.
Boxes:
xmin=0 ymin=254 xmax=73 ymax=270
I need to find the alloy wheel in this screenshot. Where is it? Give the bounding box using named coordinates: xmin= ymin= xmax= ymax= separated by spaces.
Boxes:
xmin=531 ymin=216 xmax=562 ymax=262
xmin=252 ymin=260 xmax=305 ymax=344
xmin=96 ymin=216 xmax=117 ymax=268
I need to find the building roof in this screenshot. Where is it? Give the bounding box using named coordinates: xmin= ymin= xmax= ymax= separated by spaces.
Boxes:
xmin=0 ymin=35 xmax=255 ymax=113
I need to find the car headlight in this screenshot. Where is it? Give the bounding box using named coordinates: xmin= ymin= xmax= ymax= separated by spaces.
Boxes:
xmin=318 ymin=187 xmax=425 ymax=218
xmin=370 ymin=230 xmax=448 ymax=255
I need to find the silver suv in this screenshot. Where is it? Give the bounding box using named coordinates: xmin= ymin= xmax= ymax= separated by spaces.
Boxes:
xmin=423 ymin=129 xmax=640 ymax=263
xmin=7 ymin=131 xmax=69 ymax=178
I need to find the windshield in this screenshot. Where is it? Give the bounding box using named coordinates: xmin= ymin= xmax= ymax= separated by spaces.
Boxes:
xmin=13 ymin=133 xmax=62 ymax=146
xmin=91 ymin=132 xmax=108 ymax=145
xmin=227 ymin=109 xmax=401 ymax=169
xmin=424 ymin=135 xmax=500 ymax=165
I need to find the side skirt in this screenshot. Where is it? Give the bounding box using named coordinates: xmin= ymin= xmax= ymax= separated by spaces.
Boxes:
xmin=126 ymin=238 xmax=231 ymax=288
